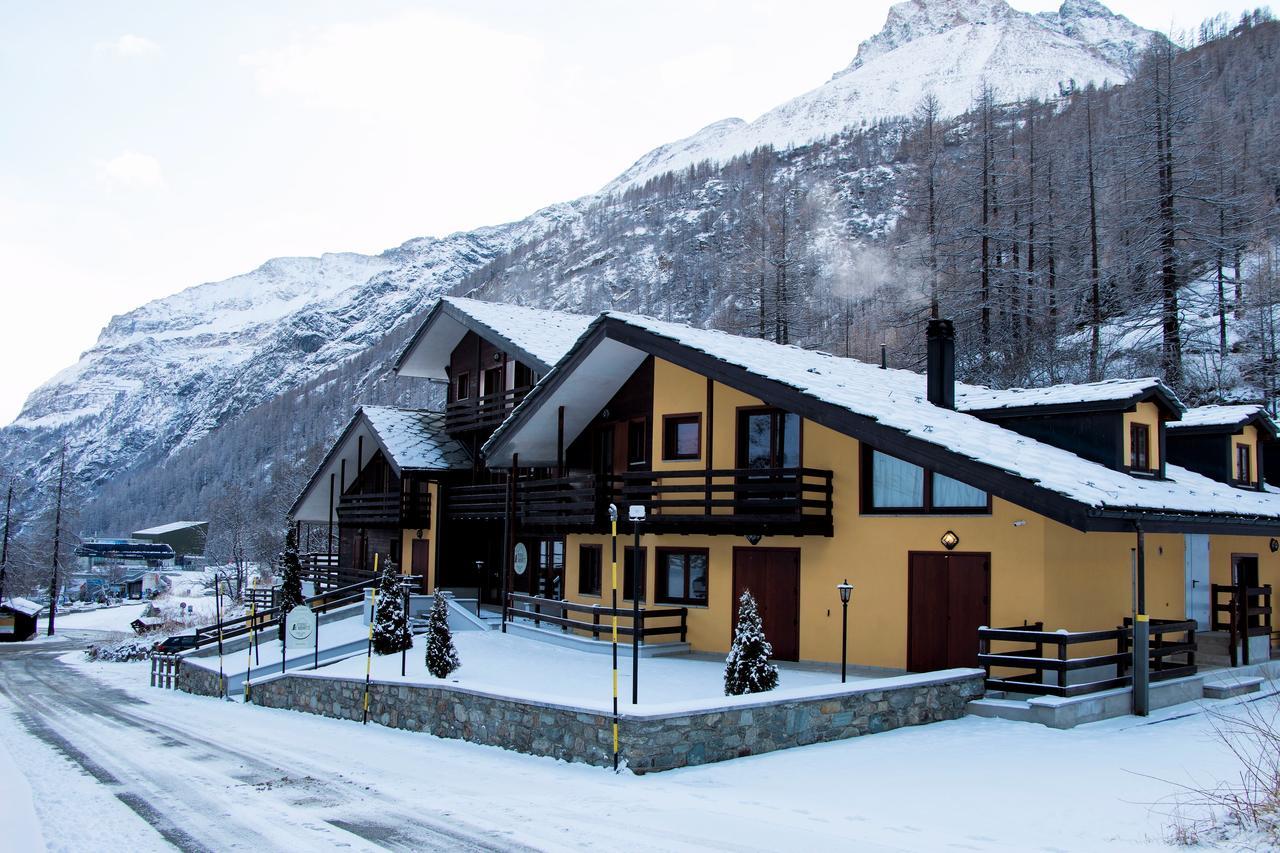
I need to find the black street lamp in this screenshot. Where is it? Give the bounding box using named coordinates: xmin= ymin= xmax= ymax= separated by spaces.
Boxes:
xmin=629 ymin=504 xmax=646 ymax=705
xmin=837 ymin=579 xmax=853 ymax=683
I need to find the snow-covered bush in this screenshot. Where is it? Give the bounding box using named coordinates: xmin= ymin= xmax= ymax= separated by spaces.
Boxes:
xmin=371 ymin=560 xmax=412 ymax=656
xmin=424 ymin=591 xmax=459 ymax=678
xmin=724 ymin=590 xmax=778 ymax=696
xmin=86 ymin=633 xmax=159 ymax=662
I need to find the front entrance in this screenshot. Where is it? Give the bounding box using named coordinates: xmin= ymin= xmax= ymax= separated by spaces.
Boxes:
xmin=907 ymin=552 xmax=990 ymax=672
xmin=1233 ymin=553 xmax=1262 ymax=628
xmin=411 ymin=538 xmax=431 ymax=593
xmin=732 ymin=547 xmax=800 ymax=661
xmin=1184 ymin=534 xmax=1210 ymax=629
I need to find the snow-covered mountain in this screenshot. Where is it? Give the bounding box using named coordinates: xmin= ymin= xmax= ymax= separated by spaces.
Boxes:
xmin=603 ymin=0 xmax=1153 ymax=193
xmin=1 ymin=0 xmax=1159 ymax=530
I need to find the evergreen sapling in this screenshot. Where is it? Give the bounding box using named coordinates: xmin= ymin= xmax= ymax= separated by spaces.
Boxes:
xmin=424 ymin=589 xmax=460 ymax=678
xmin=371 ymin=559 xmax=412 ymax=655
xmin=275 ymin=527 xmax=306 ymax=641
xmin=724 ymin=590 xmax=779 ymax=696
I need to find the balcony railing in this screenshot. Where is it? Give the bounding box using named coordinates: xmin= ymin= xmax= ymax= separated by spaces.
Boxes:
xmin=334 ymin=490 xmax=431 ymax=528
xmin=443 ymin=466 xmax=834 ymax=536
xmin=445 ymin=386 xmax=531 ymax=435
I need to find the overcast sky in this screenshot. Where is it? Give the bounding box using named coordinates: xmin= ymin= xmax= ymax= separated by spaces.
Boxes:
xmin=0 ymin=0 xmax=1259 ymax=423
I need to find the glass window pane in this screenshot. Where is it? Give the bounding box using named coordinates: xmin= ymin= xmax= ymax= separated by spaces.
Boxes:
xmin=688 ymin=554 xmax=708 ymax=603
xmin=676 ymin=421 xmax=699 ymax=456
xmin=932 ymin=473 xmax=987 ymax=508
xmin=871 ymin=450 xmax=924 ymax=508
xmin=664 ymin=553 xmax=685 ymax=599
xmin=745 ymin=414 xmax=772 ymax=468
xmin=779 ymin=413 xmax=801 ymax=468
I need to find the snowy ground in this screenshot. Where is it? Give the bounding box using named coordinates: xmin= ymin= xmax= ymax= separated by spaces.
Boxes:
xmin=312 ymin=631 xmax=854 ymax=711
xmin=42 ymin=602 xmax=151 ymax=632
xmin=0 ymin=633 xmax=1269 ymax=851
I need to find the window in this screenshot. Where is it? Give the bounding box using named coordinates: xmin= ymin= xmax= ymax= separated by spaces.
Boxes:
xmin=1237 ymin=443 xmax=1253 ymax=484
xmin=622 ymin=546 xmax=646 ymax=601
xmin=513 ymin=362 xmax=537 ymax=389
xmin=1129 ymin=423 xmax=1150 ymax=470
xmin=626 ymin=419 xmax=649 ymax=468
xmin=455 ymin=372 xmax=470 ymax=401
xmin=483 ymin=366 xmax=504 ymax=397
xmin=862 ymin=447 xmax=989 ymax=513
xmin=656 ymin=548 xmax=708 ymax=605
xmin=662 ymin=414 xmax=701 ymax=461
xmin=577 ymin=545 xmax=602 ymax=597
xmin=738 ymin=409 xmax=801 ymax=469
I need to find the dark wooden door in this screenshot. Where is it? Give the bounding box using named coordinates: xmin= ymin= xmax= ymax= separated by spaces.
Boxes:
xmin=732 ymin=548 xmax=801 ymax=661
xmin=908 ymin=552 xmax=990 ymax=672
xmin=411 ymin=538 xmax=431 ymax=592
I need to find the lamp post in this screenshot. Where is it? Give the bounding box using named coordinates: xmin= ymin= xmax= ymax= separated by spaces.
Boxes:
xmin=629 ymin=504 xmax=646 ymax=705
xmin=837 ymin=580 xmax=853 ymax=683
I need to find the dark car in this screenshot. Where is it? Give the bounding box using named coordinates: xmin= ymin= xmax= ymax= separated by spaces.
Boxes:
xmin=155 ymin=634 xmax=198 ymax=653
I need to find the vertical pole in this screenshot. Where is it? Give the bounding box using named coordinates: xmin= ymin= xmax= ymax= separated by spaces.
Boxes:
xmin=841 ymin=599 xmax=848 ymax=683
xmin=0 ymin=482 xmax=11 ymax=601
xmin=632 ymin=518 xmax=640 ymax=705
xmin=557 ymin=406 xmax=566 ymax=478
xmin=609 ymin=504 xmax=619 ymax=771
xmin=314 ymin=605 xmax=319 ymax=671
xmin=363 ymin=586 xmax=378 ymax=725
xmin=244 ymin=581 xmax=256 ymax=702
xmin=215 ymin=576 xmax=226 ymax=698
xmin=401 ymin=576 xmax=409 ymax=678
xmin=1133 ymin=521 xmax=1150 ymax=717
xmin=46 ymin=444 xmax=67 ymax=636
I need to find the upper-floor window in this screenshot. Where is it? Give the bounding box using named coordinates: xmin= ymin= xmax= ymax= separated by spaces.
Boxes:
xmin=627 ymin=419 xmax=649 ymax=469
xmin=483 ymin=366 xmax=504 ymax=397
xmin=1129 ymin=423 xmax=1150 ymax=470
xmin=662 ymin=414 xmax=702 ymax=461
xmin=1237 ymin=443 xmax=1253 ymax=484
xmin=455 ymin=372 xmax=471 ymax=401
xmin=514 ymin=362 xmax=537 ymax=389
xmin=862 ymin=447 xmax=988 ymax=513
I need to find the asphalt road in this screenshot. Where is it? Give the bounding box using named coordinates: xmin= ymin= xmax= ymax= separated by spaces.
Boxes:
xmin=0 ymin=634 xmax=535 ymax=852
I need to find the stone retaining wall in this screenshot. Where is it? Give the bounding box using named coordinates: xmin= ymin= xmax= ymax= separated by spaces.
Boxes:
xmin=176 ymin=660 xmax=227 ymax=698
xmin=247 ymin=669 xmax=983 ymax=772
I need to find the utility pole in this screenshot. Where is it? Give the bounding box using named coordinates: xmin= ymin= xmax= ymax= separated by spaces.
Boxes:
xmin=0 ymin=481 xmax=12 ymax=602
xmin=46 ymin=444 xmax=68 ymax=636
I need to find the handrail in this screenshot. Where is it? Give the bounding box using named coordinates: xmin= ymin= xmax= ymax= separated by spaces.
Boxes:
xmin=190 ymin=576 xmax=375 ymax=649
xmin=506 ymin=592 xmax=687 ymax=643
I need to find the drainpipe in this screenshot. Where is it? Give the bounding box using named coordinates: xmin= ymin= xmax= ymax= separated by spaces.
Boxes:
xmin=1133 ymin=520 xmax=1149 ymax=717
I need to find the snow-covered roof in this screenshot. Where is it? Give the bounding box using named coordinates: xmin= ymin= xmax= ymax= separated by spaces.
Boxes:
xmin=957 ymin=377 xmax=1182 ymax=415
xmin=1168 ymin=404 xmax=1277 ymax=437
xmin=486 ymin=312 xmax=1280 ymax=530
xmin=133 ymin=520 xmax=208 ymax=536
xmin=395 ymin=296 xmax=593 ymax=380
xmin=289 ymin=406 xmax=469 ymax=522
xmin=361 ymin=407 xmax=471 ymax=471
xmin=2 ymin=597 xmax=42 ymax=616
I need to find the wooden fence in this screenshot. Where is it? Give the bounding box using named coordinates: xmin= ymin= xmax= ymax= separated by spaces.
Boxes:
xmin=506 ymin=593 xmax=688 ymax=643
xmin=150 ymin=653 xmax=181 ymax=689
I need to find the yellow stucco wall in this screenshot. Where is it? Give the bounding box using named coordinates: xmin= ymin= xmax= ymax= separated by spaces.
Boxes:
xmin=400 ymin=480 xmax=440 ymax=590
xmin=560 ymin=360 xmax=1274 ymax=668
xmin=1122 ymin=401 xmax=1163 ymax=471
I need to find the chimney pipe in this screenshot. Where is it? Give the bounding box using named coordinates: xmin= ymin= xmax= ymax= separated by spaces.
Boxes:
xmin=926 ymin=319 xmax=955 ymax=409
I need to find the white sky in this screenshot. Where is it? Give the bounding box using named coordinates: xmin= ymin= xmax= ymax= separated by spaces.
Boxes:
xmin=0 ymin=0 xmax=1258 ymax=423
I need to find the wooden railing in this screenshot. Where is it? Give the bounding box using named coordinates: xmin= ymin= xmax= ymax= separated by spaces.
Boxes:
xmin=978 ymin=619 xmax=1198 ymax=698
xmin=445 ymin=386 xmax=531 ymax=434
xmin=1212 ymin=583 xmax=1273 ymax=666
xmin=335 ymin=489 xmax=431 ymax=527
xmin=150 ymin=653 xmax=181 ymax=689
xmin=190 ymin=577 xmax=373 ymax=650
xmin=506 ymin=592 xmax=687 ymax=643
xmin=443 ymin=466 xmax=835 ymax=535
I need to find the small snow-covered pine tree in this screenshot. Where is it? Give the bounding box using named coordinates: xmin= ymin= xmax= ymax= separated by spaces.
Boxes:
xmin=724 ymin=590 xmax=779 ymax=696
xmin=371 ymin=559 xmax=412 ymax=656
xmin=278 ymin=527 xmax=305 ymax=613
xmin=424 ymin=589 xmax=459 ymax=678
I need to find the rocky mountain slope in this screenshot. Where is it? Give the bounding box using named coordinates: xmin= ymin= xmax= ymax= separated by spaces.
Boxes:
xmin=1 ymin=0 xmax=1166 ymax=539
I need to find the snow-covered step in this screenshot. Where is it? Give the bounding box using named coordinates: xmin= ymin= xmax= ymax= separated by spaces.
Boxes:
xmin=1203 ymin=676 xmax=1264 ymax=700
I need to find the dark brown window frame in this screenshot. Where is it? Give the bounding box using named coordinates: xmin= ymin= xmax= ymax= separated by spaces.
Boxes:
xmin=622 ymin=545 xmax=647 ymax=602
xmin=662 ymin=412 xmax=702 ymax=461
xmin=455 ymin=371 xmax=471 ymax=401
xmin=1236 ymin=442 xmax=1253 ymax=485
xmin=859 ymin=444 xmax=992 ymax=515
xmin=735 ymin=405 xmax=804 ymax=469
xmin=1129 ymin=422 xmax=1151 ymax=471
xmin=655 ymin=547 xmax=709 ymax=606
xmin=577 ymin=544 xmax=603 ymax=597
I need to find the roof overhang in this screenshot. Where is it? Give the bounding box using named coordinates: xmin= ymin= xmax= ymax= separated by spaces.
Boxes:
xmin=394 ymin=297 xmax=557 ymax=380
xmin=963 ymin=386 xmax=1185 ymax=421
xmin=484 ymin=317 xmax=1280 ymax=536
xmin=289 ymin=409 xmax=401 ymax=523
xmin=1167 ymin=411 xmax=1280 ymax=440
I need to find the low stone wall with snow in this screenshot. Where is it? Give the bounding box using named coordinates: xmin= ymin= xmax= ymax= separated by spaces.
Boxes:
xmin=246 ymin=669 xmax=983 ymax=772
xmin=176 ymin=659 xmax=227 ymax=698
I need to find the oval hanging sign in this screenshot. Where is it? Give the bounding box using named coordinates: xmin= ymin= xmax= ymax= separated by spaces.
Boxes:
xmin=286 ymin=605 xmax=316 ymax=646
xmin=513 ymin=542 xmax=528 ymax=576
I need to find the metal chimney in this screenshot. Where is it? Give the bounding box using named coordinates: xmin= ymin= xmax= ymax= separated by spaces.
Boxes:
xmin=926 ymin=319 xmax=955 ymax=409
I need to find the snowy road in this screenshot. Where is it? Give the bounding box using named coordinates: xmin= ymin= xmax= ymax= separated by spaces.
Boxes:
xmin=0 ymin=636 xmax=531 ymax=852
xmin=0 ymin=632 xmax=1262 ymax=851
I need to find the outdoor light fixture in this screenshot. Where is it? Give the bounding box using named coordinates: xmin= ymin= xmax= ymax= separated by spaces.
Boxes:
xmin=1271 ymin=538 xmax=1279 ymax=553
xmin=941 ymin=530 xmax=959 ymax=550
xmin=836 ymin=580 xmax=853 ymax=683
xmin=746 ymin=533 xmax=762 ymax=545
xmin=629 ymin=504 xmax=647 ymax=521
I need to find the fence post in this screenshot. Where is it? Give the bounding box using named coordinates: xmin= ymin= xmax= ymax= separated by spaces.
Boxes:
xmin=592 ymin=606 xmax=600 ymax=640
xmin=680 ymin=608 xmax=687 ymax=644
xmin=150 ymin=654 xmax=157 ymax=687
xmin=1057 ymin=636 xmax=1067 ymax=692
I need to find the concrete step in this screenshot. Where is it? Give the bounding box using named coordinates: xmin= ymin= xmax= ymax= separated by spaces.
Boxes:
xmin=1203 ymin=676 xmax=1264 ymax=700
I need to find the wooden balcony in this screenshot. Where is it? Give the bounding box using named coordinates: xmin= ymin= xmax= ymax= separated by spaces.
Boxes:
xmin=334 ymin=490 xmax=431 ymax=528
xmin=443 ymin=467 xmax=834 ymax=536
xmin=445 ymin=386 xmax=531 ymax=435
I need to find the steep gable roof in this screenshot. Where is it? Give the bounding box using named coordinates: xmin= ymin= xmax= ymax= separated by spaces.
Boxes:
xmin=395 ymin=296 xmax=593 ymax=379
xmin=1168 ymin=404 xmax=1278 ymax=439
xmin=958 ymin=377 xmax=1184 ymax=418
xmin=485 ymin=312 xmax=1280 ymax=534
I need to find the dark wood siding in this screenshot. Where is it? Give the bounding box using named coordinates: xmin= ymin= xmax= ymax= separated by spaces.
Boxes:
xmin=1166 ymin=432 xmax=1232 ymax=483
xmin=976 ymin=412 xmax=1123 ymax=469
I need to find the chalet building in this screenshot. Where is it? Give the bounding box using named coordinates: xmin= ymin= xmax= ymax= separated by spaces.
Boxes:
xmin=289 ymin=297 xmax=592 ymax=598
xmin=480 ymin=312 xmax=1280 ymax=672
xmin=0 ymin=597 xmax=41 ymax=642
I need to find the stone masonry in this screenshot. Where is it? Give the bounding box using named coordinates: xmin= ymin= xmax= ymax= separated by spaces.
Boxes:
xmin=247 ymin=669 xmax=983 ymax=772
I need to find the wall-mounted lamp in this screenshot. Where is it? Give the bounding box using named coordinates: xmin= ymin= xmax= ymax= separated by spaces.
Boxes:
xmin=940 ymin=530 xmax=960 ymax=550
xmin=1271 ymin=538 xmax=1279 ymax=553
xmin=746 ymin=533 xmax=762 ymax=546
xmin=1012 ymin=520 xmax=1027 ymax=527
xmin=416 ymin=529 xmax=424 ymax=540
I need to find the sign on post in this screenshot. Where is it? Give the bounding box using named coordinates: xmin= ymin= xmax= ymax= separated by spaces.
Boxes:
xmin=513 ymin=542 xmax=528 ymax=576
xmin=285 ymin=605 xmax=317 ymax=649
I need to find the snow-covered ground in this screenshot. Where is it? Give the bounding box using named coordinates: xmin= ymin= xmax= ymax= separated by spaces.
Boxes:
xmin=42 ymin=602 xmax=151 ymax=632
xmin=314 ymin=631 xmax=857 ymax=711
xmin=2 ymin=642 xmax=1270 ymax=851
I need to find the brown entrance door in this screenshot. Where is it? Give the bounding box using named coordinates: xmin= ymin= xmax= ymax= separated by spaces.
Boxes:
xmin=732 ymin=547 xmax=801 ymax=661
xmin=411 ymin=538 xmax=431 ymax=592
xmin=907 ymin=552 xmax=990 ymax=672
